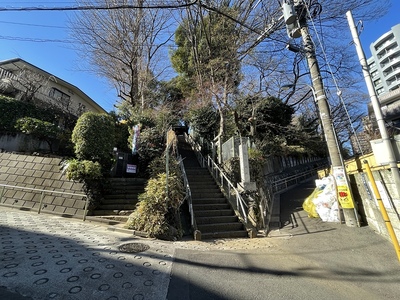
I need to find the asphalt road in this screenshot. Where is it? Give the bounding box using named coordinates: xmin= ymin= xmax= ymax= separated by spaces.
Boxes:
xmin=2 ymin=181 xmax=400 ymax=299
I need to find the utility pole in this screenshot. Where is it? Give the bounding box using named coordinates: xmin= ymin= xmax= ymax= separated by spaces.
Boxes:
xmin=283 ymin=0 xmax=360 ymax=227
xmin=346 ymin=10 xmax=400 ymax=196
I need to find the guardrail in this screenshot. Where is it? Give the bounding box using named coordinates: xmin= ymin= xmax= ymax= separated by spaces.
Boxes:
xmin=177 ymin=154 xmax=197 ymax=232
xmin=0 ymin=184 xmax=89 ymax=221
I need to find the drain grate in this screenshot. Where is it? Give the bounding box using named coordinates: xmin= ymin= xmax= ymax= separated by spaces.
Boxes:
xmin=118 ymin=243 xmax=150 ymax=253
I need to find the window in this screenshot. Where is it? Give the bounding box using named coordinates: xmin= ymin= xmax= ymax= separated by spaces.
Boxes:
xmin=49 ymin=88 xmax=70 ymax=106
xmin=78 ymin=103 xmax=86 ymax=114
xmin=369 ymin=61 xmax=376 ymax=69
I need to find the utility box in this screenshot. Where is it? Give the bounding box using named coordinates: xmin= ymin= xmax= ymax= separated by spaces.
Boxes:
xmin=370 ymin=135 xmax=400 ymax=165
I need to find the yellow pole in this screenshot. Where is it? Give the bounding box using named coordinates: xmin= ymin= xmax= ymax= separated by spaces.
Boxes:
xmin=363 ymin=160 xmax=400 ymax=261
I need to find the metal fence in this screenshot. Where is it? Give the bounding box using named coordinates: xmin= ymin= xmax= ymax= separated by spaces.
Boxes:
xmin=0 ymin=184 xmax=89 ymax=221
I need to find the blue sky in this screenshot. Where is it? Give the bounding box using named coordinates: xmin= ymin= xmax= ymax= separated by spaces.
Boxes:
xmin=358 ymin=0 xmax=400 ymax=57
xmin=0 ymin=1 xmax=399 ymax=113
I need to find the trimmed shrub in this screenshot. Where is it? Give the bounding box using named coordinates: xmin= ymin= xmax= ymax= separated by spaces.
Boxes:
xmin=62 ymin=159 xmax=102 ymax=182
xmin=126 ymin=172 xmax=184 ymax=240
xmin=71 ymin=112 xmax=115 ymax=172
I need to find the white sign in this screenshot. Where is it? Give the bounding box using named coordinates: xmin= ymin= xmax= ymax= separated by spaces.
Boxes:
xmin=126 ymin=164 xmax=137 ymax=174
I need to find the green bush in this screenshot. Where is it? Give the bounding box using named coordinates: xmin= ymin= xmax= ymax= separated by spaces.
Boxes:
xmin=126 ymin=172 xmax=184 ymax=240
xmin=133 ymin=127 xmax=165 ymax=178
xmin=62 ymin=159 xmax=102 ymax=182
xmin=72 ymin=112 xmax=115 ymax=172
xmin=0 ymin=95 xmax=59 ymax=133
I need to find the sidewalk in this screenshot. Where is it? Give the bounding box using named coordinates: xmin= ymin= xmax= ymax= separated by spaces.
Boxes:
xmin=1 ymin=181 xmax=400 ymax=299
xmin=167 ymin=180 xmax=400 ymax=299
xmin=0 ymin=207 xmax=175 ymax=300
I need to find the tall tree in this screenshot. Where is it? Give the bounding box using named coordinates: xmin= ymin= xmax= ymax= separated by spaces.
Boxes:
xmin=70 ymin=0 xmax=174 ymax=109
xmin=235 ymin=95 xmax=294 ymax=154
xmin=171 ymin=1 xmax=254 ymax=156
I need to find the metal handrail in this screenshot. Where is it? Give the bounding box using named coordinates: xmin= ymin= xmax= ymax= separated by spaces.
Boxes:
xmin=185 ymin=133 xmax=249 ymax=224
xmin=177 ymin=155 xmax=197 ymax=231
xmin=267 ymin=167 xmax=320 ymax=193
xmin=0 ymin=183 xmax=89 ymax=221
xmin=206 ymin=156 xmax=248 ymax=223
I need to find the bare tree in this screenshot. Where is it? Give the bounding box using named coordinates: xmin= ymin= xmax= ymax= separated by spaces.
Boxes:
xmin=70 ymin=0 xmax=174 ymax=109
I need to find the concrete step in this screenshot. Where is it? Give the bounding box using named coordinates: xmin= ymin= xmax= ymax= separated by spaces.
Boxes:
xmin=97 ymin=204 xmax=137 ymax=210
xmin=104 ymin=188 xmax=144 ymax=194
xmin=94 ymin=215 xmax=130 ymax=222
xmin=101 ymin=199 xmax=139 ymax=205
xmin=188 ymin=183 xmax=219 ymax=189
xmin=91 ymin=209 xmax=134 ymax=216
xmin=178 ymin=140 xmax=248 ymax=241
xmin=197 ymin=222 xmax=244 ymax=233
xmin=193 ymin=203 xmax=231 ymax=211
xmin=196 ymin=215 xmax=238 ymax=224
xmin=185 ymin=169 xmax=210 ymax=175
xmin=200 ymin=230 xmax=248 ymax=240
xmin=194 ymin=209 xmax=234 ymax=217
xmin=191 ymin=198 xmax=227 ymax=204
xmin=187 ymin=172 xmax=213 ymax=178
xmin=191 ymin=192 xmax=225 ymax=198
xmin=103 ymin=194 xmax=141 ymax=200
xmin=190 ymin=182 xmax=219 ymax=187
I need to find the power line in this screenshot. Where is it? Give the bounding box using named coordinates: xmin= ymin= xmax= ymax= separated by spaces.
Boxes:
xmin=0 ymin=1 xmax=198 ymax=12
xmin=0 ymin=35 xmax=72 ymax=43
xmin=0 ymin=20 xmax=66 ymax=29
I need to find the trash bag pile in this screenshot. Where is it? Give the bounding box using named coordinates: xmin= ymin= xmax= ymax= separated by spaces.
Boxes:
xmin=302 ymin=175 xmax=340 ymax=222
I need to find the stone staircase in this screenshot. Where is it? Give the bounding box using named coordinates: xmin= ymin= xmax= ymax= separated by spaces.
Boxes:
xmin=91 ymin=178 xmax=146 ymax=221
xmin=179 ymin=138 xmax=248 ymax=240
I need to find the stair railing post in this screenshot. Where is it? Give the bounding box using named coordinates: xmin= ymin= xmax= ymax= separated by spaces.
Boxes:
xmin=0 ymin=186 xmax=5 ymax=203
xmin=38 ymin=191 xmax=45 ymax=214
xmin=83 ymin=196 xmax=89 ymax=221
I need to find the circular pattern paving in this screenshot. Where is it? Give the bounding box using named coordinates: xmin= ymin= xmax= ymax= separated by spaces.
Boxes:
xmin=0 ymin=209 xmax=174 ymax=300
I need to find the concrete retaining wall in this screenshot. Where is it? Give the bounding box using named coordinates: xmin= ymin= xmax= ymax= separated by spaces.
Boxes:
xmin=0 ymin=152 xmax=86 ymax=216
xmin=0 ymin=133 xmax=52 ymax=152
xmin=350 ymin=170 xmax=400 ymax=242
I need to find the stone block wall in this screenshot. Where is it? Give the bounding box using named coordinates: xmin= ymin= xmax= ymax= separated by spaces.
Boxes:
xmin=351 ymin=169 xmax=400 ymax=243
xmin=0 ymin=152 xmax=87 ymax=216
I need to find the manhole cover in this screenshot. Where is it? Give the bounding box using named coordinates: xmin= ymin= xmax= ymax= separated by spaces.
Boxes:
xmin=118 ymin=243 xmax=150 ymax=253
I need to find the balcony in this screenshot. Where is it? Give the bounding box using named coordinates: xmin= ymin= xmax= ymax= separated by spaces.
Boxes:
xmin=383 ymin=62 xmax=400 ymax=77
xmin=381 ymin=57 xmax=400 ymax=73
xmin=0 ymin=68 xmax=17 ymax=80
xmin=374 ymin=33 xmax=395 ymax=52
xmin=377 ymin=46 xmax=400 ymax=61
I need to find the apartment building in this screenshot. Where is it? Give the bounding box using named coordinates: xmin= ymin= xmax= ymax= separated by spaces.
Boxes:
xmin=367 ymin=24 xmax=400 ymax=131
xmin=0 ymin=58 xmax=106 ymax=116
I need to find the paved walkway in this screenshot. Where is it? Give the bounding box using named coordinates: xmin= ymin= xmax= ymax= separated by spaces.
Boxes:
xmin=1 ymin=181 xmax=400 ymax=299
xmin=0 ymin=208 xmax=176 ymax=300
